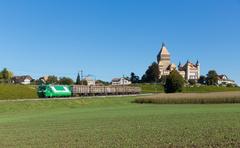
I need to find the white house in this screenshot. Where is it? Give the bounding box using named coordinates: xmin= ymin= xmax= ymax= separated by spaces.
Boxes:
xmin=83 ymin=76 xmax=96 ymax=86
xmin=112 ymin=78 xmax=132 ymax=85
xmin=12 ymin=75 xmax=33 ymax=85
xmin=218 ymin=75 xmax=236 ymax=86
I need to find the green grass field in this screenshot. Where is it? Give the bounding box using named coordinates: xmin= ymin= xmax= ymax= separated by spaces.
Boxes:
xmin=0 ymin=84 xmax=37 ymax=100
xmin=135 ymin=83 xmax=240 ymax=93
xmin=1 ymin=96 xmax=240 ymax=147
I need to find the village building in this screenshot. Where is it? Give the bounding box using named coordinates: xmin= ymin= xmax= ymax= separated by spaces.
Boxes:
xmin=217 ymin=75 xmax=236 ymax=86
xmin=11 ymin=75 xmax=33 ymax=85
xmin=112 ymin=77 xmax=132 ymax=85
xmin=157 ymin=43 xmax=200 ymax=81
xmin=83 ymin=76 xmax=96 ymax=86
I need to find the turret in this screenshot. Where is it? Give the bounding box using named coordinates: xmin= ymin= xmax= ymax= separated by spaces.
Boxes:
xmin=196 ymin=60 xmax=200 ymax=66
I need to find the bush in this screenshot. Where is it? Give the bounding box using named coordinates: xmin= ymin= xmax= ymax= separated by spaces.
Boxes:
xmin=164 ymin=70 xmax=185 ymax=93
xmin=188 ymin=79 xmax=196 ymax=85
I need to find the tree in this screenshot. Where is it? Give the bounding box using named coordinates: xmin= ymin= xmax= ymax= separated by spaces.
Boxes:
xmin=96 ymin=80 xmax=110 ymax=86
xmin=130 ymin=72 xmax=140 ymax=83
xmin=198 ymin=75 xmax=206 ymax=85
xmin=141 ymin=62 xmax=160 ymax=83
xmin=164 ymin=70 xmax=185 ymax=93
xmin=76 ymin=73 xmax=81 ymax=85
xmin=206 ymin=70 xmax=218 ymax=85
xmin=0 ymin=68 xmax=13 ymax=83
xmin=159 ymin=75 xmax=167 ymax=85
xmin=1 ymin=68 xmax=13 ymax=80
xmin=46 ymin=75 xmax=58 ymax=84
xmin=79 ymin=80 xmax=88 ymax=85
xmin=59 ymin=77 xmax=74 ymax=85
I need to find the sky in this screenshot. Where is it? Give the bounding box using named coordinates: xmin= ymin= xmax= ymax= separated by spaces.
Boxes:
xmin=0 ymin=0 xmax=239 ymax=84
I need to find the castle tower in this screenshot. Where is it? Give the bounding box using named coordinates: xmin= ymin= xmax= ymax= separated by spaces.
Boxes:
xmin=157 ymin=43 xmax=171 ymax=78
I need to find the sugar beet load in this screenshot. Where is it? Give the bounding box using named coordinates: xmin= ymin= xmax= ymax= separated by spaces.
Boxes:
xmin=38 ymin=85 xmax=141 ymax=98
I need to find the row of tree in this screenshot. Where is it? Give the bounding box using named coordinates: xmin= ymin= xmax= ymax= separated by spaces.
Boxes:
xmin=41 ymin=75 xmax=75 ymax=85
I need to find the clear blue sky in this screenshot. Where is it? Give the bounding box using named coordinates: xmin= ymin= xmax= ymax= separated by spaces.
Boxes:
xmin=0 ymin=0 xmax=239 ymax=84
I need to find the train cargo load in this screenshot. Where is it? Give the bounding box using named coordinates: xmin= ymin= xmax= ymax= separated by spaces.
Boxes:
xmin=38 ymin=85 xmax=72 ymax=98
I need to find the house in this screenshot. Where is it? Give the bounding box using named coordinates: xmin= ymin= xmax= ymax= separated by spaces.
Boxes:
xmin=112 ymin=78 xmax=132 ymax=85
xmin=12 ymin=75 xmax=33 ymax=85
xmin=218 ymin=75 xmax=236 ymax=86
xmin=83 ymin=76 xmax=96 ymax=86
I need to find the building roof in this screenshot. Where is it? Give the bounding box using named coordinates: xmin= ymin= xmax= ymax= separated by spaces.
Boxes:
xmin=159 ymin=43 xmax=170 ymax=55
xmin=112 ymin=77 xmax=130 ymax=82
xmin=12 ymin=75 xmax=33 ymax=82
xmin=112 ymin=78 xmax=121 ymax=82
xmin=179 ymin=61 xmax=199 ymax=70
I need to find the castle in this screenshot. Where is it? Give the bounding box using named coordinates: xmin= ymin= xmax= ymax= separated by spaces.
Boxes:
xmin=157 ymin=43 xmax=200 ymax=81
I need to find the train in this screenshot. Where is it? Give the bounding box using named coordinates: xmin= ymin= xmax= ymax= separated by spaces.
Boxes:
xmin=37 ymin=85 xmax=141 ymax=98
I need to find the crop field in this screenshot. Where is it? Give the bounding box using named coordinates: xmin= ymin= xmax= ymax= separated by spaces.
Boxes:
xmin=135 ymin=92 xmax=240 ymax=104
xmin=1 ymin=96 xmax=240 ymax=147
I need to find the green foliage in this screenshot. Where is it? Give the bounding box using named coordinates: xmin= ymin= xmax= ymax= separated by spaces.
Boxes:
xmin=188 ymin=79 xmax=196 ymax=85
xmin=46 ymin=75 xmax=58 ymax=84
xmin=164 ymin=70 xmax=185 ymax=93
xmin=80 ymin=80 xmax=88 ymax=85
xmin=206 ymin=70 xmax=218 ymax=85
xmin=141 ymin=62 xmax=159 ymax=83
xmin=76 ymin=73 xmax=81 ymax=85
xmin=96 ymin=80 xmax=110 ymax=85
xmin=198 ymin=75 xmax=206 ymax=84
xmin=0 ymin=84 xmax=37 ymax=100
xmin=59 ymin=77 xmax=74 ymax=85
xmin=159 ymin=75 xmax=167 ymax=85
xmin=1 ymin=97 xmax=240 ymax=147
xmin=130 ymin=72 xmax=140 ymax=83
xmin=0 ymin=68 xmax=14 ymax=83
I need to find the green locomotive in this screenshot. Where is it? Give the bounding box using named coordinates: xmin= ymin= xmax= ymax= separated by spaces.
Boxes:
xmin=38 ymin=85 xmax=72 ymax=98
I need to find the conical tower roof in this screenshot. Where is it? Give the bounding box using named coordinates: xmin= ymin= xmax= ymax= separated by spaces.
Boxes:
xmin=160 ymin=43 xmax=170 ymax=55
xmin=157 ymin=43 xmax=170 ymax=62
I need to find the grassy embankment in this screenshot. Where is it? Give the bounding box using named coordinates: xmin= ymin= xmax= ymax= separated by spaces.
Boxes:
xmin=0 ymin=84 xmax=37 ymax=100
xmin=135 ymin=83 xmax=240 ymax=93
xmin=1 ymin=96 xmax=240 ymax=147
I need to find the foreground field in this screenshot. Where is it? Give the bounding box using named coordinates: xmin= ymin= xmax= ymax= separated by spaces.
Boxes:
xmin=0 ymin=96 xmax=240 ymax=147
xmin=135 ymin=92 xmax=240 ymax=104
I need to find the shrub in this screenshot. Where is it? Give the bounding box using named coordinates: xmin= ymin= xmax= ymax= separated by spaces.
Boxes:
xmin=188 ymin=79 xmax=196 ymax=85
xmin=164 ymin=70 xmax=184 ymax=93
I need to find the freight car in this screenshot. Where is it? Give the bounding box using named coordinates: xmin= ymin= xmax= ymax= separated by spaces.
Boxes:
xmin=38 ymin=85 xmax=141 ymax=98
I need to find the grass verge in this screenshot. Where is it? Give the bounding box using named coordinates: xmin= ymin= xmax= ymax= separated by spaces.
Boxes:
xmin=134 ymin=83 xmax=240 ymax=93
